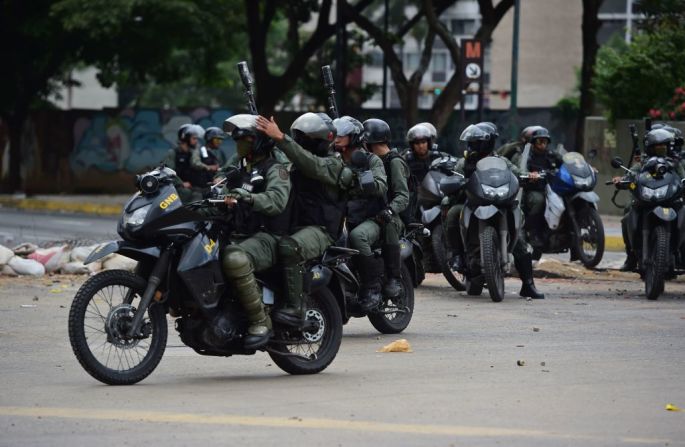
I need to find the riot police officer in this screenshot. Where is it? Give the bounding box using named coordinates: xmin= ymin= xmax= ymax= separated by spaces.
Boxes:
xmin=218 ymin=114 xmax=292 ymax=349
xmin=363 ymin=118 xmax=410 ymax=298
xmin=450 ymin=122 xmax=544 ymax=299
xmin=163 ymin=124 xmax=204 ymax=186
xmin=191 ymin=126 xmax=227 ymax=187
xmin=511 ymin=127 xmax=564 ymax=249
xmin=255 ymin=113 xmax=349 ymax=325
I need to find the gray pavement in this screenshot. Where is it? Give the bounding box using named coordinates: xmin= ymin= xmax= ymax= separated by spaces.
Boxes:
xmin=0 ymin=273 xmax=683 ymax=446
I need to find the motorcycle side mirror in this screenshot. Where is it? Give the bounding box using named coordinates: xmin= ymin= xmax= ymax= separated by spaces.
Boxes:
xmin=610 ymin=157 xmax=624 ymax=169
xmin=587 ymin=149 xmax=598 ymax=160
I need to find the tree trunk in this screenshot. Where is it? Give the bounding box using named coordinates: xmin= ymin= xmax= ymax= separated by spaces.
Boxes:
xmin=5 ymin=109 xmax=26 ymax=193
xmin=576 ymin=0 xmax=604 ymax=154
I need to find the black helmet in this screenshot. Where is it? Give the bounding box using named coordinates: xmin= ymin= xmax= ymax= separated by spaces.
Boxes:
xmin=530 ymin=127 xmax=551 ymax=144
xmin=476 ymin=121 xmax=499 ymax=138
xmin=520 ymin=125 xmax=543 ymax=144
xmin=333 ymin=116 xmax=363 ymax=148
xmin=204 ymin=127 xmax=226 ymax=141
xmin=180 ymin=124 xmax=204 ymax=147
xmin=460 ymin=123 xmax=497 ymax=154
xmin=406 ymin=124 xmax=433 ymax=145
xmin=417 ymin=122 xmax=438 ymax=140
xmin=651 ymin=123 xmax=684 ymax=149
xmin=177 ymin=124 xmax=192 ymax=141
xmin=290 ymin=112 xmax=336 ymax=156
xmin=223 ymin=114 xmax=275 ymax=157
xmin=362 ymin=118 xmax=391 ymax=145
xmin=644 ymin=128 xmax=674 ymax=157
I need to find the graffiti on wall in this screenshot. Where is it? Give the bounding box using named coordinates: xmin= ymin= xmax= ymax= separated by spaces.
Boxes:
xmin=69 ymin=107 xmax=236 ymax=175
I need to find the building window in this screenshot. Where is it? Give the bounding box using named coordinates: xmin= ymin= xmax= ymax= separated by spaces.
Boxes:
xmin=431 ymin=53 xmax=447 ymax=82
xmin=369 ymin=50 xmax=383 ymax=67
xmin=404 ymin=52 xmax=419 ymax=71
xmin=451 ymin=18 xmax=477 ymax=36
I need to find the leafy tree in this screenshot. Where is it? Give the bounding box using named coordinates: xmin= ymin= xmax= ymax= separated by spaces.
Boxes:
xmin=593 ymin=0 xmax=685 ymax=123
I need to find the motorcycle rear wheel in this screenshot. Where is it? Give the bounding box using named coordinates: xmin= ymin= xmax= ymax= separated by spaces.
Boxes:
xmin=433 ymin=223 xmax=466 ymax=291
xmin=68 ymin=270 xmax=168 ymax=385
xmin=269 ymin=287 xmax=342 ymax=375
xmin=645 ymin=224 xmax=668 ymax=300
xmin=368 ymin=264 xmax=415 ymax=334
xmin=481 ymin=225 xmax=505 ymax=302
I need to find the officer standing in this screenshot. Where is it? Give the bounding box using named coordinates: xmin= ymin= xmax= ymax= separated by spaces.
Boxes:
xmin=255 ymin=113 xmax=349 ymax=325
xmin=362 ymin=118 xmax=410 ymax=298
xmin=511 ymin=127 xmax=564 ymax=249
xmin=218 ymin=114 xmax=292 ymax=349
xmin=450 ymin=122 xmax=544 ymax=299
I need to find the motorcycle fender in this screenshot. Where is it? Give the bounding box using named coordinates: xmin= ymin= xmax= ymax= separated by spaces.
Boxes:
xmin=650 ymin=206 xmax=677 ymax=222
xmin=421 ymin=206 xmax=441 ymax=225
xmin=399 ymin=238 xmax=414 ymax=260
xmin=573 ymin=191 xmax=600 ymax=208
xmin=474 ymin=205 xmax=499 ymax=221
xmin=512 ymin=206 xmax=523 ymax=232
xmin=84 ymin=240 xmax=160 ymax=265
xmin=308 ymin=264 xmax=333 ymax=291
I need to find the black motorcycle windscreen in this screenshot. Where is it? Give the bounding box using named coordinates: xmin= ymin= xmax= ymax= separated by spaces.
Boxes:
xmin=562 ymin=152 xmax=593 ymax=178
xmin=474 ymin=157 xmax=510 ymax=187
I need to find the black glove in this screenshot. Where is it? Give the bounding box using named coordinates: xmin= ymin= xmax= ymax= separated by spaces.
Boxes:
xmin=350 ymin=150 xmax=370 ymax=170
xmin=375 ymin=208 xmax=394 ymax=224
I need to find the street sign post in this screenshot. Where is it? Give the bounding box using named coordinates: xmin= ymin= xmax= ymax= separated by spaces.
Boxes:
xmin=460 ymin=38 xmax=484 ymax=121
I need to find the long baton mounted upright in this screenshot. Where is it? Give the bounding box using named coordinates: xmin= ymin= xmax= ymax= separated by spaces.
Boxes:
xmin=629 ymin=123 xmax=640 ymax=163
xmin=237 ymin=61 xmax=258 ymax=115
xmin=321 ymin=65 xmax=339 ymax=119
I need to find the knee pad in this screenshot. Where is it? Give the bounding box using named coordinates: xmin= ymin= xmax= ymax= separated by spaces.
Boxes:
xmin=222 ymin=246 xmax=253 ymax=279
xmin=278 ymin=236 xmax=304 ymax=263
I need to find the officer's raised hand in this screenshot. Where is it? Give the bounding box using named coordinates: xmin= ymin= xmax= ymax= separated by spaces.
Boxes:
xmin=256 ymin=116 xmax=285 ymax=142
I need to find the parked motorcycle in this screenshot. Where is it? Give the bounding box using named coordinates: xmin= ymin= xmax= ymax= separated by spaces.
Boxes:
xmin=527 ymin=151 xmax=605 ymax=268
xmin=417 ymin=155 xmax=466 ymax=291
xmin=68 ymin=166 xmax=343 ymax=385
xmin=609 ymin=156 xmax=685 ymax=299
xmin=441 ymin=156 xmax=521 ymax=302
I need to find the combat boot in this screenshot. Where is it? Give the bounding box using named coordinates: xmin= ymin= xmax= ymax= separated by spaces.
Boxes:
xmin=382 ymin=244 xmax=403 ymax=298
xmin=272 ymin=263 xmax=306 ymax=327
xmin=357 ymin=255 xmax=382 ymax=312
xmin=515 ymin=252 xmax=545 ymax=299
xmin=619 ymin=252 xmax=637 ymax=272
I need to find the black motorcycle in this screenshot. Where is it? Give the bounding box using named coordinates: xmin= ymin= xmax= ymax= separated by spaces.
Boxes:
xmin=68 ymin=166 xmax=343 ymax=385
xmin=417 ymin=155 xmax=466 ymax=291
xmin=609 ymin=156 xmax=685 ymax=300
xmin=441 ymin=156 xmax=522 ymax=302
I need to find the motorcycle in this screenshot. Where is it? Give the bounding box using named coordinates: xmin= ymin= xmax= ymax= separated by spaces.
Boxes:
xmin=68 ymin=166 xmax=343 ymax=385
xmin=609 ymin=156 xmax=685 ymax=300
xmin=441 ymin=156 xmax=522 ymax=302
xmin=526 ymin=151 xmax=605 ymax=268
xmin=417 ymin=155 xmax=466 ymax=291
xmin=331 ymin=223 xmax=423 ymax=334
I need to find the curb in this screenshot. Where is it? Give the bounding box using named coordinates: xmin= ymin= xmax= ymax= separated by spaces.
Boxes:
xmin=0 ymin=197 xmax=122 ymax=217
xmin=604 ymin=235 xmax=624 ymax=252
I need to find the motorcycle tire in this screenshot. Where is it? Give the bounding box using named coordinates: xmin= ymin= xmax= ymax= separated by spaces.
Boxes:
xmin=68 ymin=270 xmax=168 ymax=385
xmin=433 ymin=223 xmax=466 ymax=291
xmin=269 ymin=286 xmax=342 ymax=375
xmin=574 ymin=206 xmax=605 ymax=269
xmin=481 ymin=225 xmax=505 ymax=302
xmin=368 ymin=264 xmax=415 ymax=334
xmin=645 ymin=224 xmax=668 ymax=300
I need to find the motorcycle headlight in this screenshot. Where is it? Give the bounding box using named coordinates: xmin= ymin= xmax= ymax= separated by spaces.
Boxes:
xmin=482 ymin=184 xmax=510 ymax=198
xmin=640 ymin=185 xmax=669 ymax=200
xmin=572 ymin=174 xmax=593 ymax=188
xmin=123 ymin=204 xmax=151 ymax=227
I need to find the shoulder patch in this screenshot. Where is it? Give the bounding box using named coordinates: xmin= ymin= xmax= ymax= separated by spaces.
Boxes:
xmin=278 ymin=166 xmax=289 ymax=180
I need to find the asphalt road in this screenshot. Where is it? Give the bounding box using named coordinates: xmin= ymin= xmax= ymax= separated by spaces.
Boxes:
xmin=1 ymin=272 xmax=683 ymax=446
xmin=0 ymin=209 xmax=118 ymax=246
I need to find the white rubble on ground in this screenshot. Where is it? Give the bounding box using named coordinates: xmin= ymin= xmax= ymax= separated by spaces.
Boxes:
xmin=0 ymin=243 xmax=136 ymax=277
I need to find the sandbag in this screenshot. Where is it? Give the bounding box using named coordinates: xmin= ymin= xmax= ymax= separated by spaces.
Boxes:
xmin=102 ymin=254 xmax=137 ymax=271
xmin=60 ymin=261 xmax=90 ymax=275
xmin=28 ymin=245 xmax=69 ymax=273
xmin=0 ymin=244 xmax=13 ymax=265
xmin=1 ymin=264 xmax=18 ymax=276
xmin=70 ymin=246 xmax=98 ymax=263
xmin=87 ymin=261 xmax=103 ymax=274
xmin=8 ymin=256 xmax=45 ymax=276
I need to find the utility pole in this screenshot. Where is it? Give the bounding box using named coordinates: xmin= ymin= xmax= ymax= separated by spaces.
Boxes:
xmin=625 ymin=0 xmax=633 ymax=43
xmin=382 ymin=0 xmax=388 ymax=109
xmin=509 ymin=0 xmax=520 ymax=140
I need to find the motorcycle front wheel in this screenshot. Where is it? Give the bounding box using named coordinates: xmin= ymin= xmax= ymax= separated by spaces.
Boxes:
xmin=368 ymin=263 xmax=415 ymax=334
xmin=574 ymin=206 xmax=605 ymax=269
xmin=269 ymin=287 xmax=342 ymax=375
xmin=481 ymin=225 xmax=505 ymax=302
xmin=68 ymin=270 xmax=168 ymax=385
xmin=645 ymin=224 xmax=669 ymax=300
xmin=433 ymin=223 xmax=466 ymax=291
